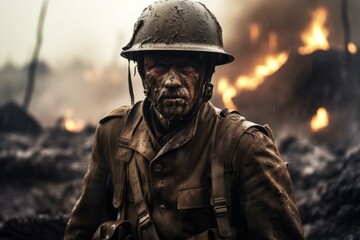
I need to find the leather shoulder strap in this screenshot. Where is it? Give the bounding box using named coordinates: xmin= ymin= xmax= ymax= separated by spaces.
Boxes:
xmin=128 ymin=153 xmax=160 ymax=240
xmin=211 ymin=108 xmax=274 ymax=239
xmin=109 ymin=102 xmax=142 ymax=210
xmin=114 ymin=101 xmax=159 ymax=239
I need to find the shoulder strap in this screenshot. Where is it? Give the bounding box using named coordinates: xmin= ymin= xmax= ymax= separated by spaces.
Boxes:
xmin=211 ymin=108 xmax=273 ymax=239
xmin=128 ymin=154 xmax=160 ymax=240
xmin=118 ymin=101 xmax=143 ymax=145
xmin=99 ymin=105 xmax=131 ymax=124
xmin=111 ymin=102 xmax=142 ymax=210
xmin=119 ymin=103 xmax=159 ymax=240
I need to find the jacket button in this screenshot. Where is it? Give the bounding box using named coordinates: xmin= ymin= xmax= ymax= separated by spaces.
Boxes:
xmin=159 ymin=204 xmax=167 ymax=212
xmin=154 ymin=163 xmax=163 ymax=172
xmin=158 ymin=180 xmax=165 ymax=187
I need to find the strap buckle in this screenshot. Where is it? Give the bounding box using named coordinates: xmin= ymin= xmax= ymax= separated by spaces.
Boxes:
xmin=138 ymin=212 xmax=151 ymax=228
xmin=213 ymin=198 xmax=228 ymax=216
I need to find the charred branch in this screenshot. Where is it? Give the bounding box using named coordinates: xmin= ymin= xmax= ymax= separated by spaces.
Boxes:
xmin=340 ymin=0 xmax=352 ymax=87
xmin=341 ymin=0 xmax=351 ymax=60
xmin=22 ymin=0 xmax=48 ymax=110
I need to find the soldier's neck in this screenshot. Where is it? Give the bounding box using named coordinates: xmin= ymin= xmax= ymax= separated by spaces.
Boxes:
xmin=153 ymin=111 xmax=181 ymax=133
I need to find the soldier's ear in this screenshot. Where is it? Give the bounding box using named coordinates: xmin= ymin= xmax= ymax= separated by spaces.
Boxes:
xmin=135 ymin=55 xmax=149 ymax=96
xmin=136 ymin=55 xmax=145 ymax=80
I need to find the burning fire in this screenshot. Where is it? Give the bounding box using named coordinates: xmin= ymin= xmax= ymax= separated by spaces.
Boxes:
xmin=236 ymin=52 xmax=288 ymax=91
xmin=217 ymin=52 xmax=288 ymax=109
xmin=218 ymin=7 xmax=333 ymax=108
xmin=298 ymin=7 xmax=330 ymax=55
xmin=217 ymin=78 xmax=237 ymax=110
xmin=63 ymin=109 xmax=86 ymax=133
xmin=310 ymin=107 xmax=329 ymax=132
xmin=347 ymin=42 xmax=358 ymax=54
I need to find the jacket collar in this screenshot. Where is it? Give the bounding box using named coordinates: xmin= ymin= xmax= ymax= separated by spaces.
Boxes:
xmin=118 ymin=100 xmax=216 ymax=161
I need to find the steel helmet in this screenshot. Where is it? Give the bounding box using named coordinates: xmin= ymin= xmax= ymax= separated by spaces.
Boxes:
xmin=121 ymin=0 xmax=234 ymax=65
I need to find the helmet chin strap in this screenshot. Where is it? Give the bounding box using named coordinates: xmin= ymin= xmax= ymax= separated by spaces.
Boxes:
xmin=201 ymin=54 xmax=216 ymax=102
xmin=202 ymin=82 xmax=214 ymax=102
xmin=127 ymin=59 xmax=135 ymax=106
xmin=179 ymin=54 xmax=215 ymax=121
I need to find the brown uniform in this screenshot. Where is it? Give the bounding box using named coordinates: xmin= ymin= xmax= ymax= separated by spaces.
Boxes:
xmin=64 ymin=100 xmax=304 ymax=240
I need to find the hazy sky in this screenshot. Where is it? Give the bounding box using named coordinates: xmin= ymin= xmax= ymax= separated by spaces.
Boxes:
xmin=1 ymin=0 xmax=359 ymax=128
xmin=0 ymin=0 xmax=231 ymax=70
xmin=0 ymin=0 xmax=239 ymax=125
xmin=2 ymin=0 xmax=357 ymax=70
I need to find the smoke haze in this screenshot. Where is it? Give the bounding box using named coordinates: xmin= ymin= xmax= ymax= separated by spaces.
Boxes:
xmin=1 ymin=0 xmax=359 ymax=131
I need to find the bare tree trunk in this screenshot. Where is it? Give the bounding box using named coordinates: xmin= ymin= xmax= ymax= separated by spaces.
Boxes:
xmin=23 ymin=0 xmax=49 ymax=110
xmin=341 ymin=0 xmax=359 ymax=115
xmin=341 ymin=0 xmax=351 ymax=64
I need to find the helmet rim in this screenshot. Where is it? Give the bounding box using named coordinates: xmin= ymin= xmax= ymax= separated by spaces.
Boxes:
xmin=121 ymin=43 xmax=234 ymax=65
xmin=121 ymin=0 xmax=234 ymax=66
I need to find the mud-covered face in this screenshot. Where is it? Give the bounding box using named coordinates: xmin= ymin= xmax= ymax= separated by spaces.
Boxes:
xmin=144 ymin=52 xmax=205 ymax=121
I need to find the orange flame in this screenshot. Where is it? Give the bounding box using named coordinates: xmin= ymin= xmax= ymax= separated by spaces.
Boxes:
xmin=236 ymin=52 xmax=288 ymax=91
xmin=347 ymin=42 xmax=358 ymax=54
xmin=298 ymin=7 xmax=330 ymax=55
xmin=63 ymin=109 xmax=86 ymax=133
xmin=217 ymin=52 xmax=288 ymax=109
xmin=217 ymin=78 xmax=237 ymax=110
xmin=310 ymin=107 xmax=329 ymax=132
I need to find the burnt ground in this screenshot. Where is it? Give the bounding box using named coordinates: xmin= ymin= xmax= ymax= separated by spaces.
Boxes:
xmin=280 ymin=134 xmax=360 ymax=239
xmin=0 ymin=128 xmax=359 ymax=239
xmin=0 ymin=129 xmax=93 ymax=240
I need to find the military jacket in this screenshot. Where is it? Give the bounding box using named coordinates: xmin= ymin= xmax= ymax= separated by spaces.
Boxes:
xmin=64 ymin=101 xmax=304 ymax=240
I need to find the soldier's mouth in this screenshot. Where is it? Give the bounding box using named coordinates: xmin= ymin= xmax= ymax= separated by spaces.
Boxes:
xmin=162 ymin=96 xmax=186 ymax=106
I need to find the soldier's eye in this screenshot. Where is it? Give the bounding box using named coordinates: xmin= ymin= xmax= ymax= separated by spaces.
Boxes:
xmin=153 ymin=65 xmax=168 ymax=71
xmin=181 ymin=65 xmax=195 ymax=73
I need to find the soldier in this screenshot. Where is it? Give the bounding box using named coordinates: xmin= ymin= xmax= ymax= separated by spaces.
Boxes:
xmin=64 ymin=0 xmax=304 ymax=239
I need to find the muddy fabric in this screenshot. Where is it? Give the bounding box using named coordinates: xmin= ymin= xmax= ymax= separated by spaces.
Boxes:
xmin=64 ymin=101 xmax=304 ymax=240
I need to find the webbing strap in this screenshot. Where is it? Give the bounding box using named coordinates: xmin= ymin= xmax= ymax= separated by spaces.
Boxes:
xmin=115 ymin=102 xmax=160 ymax=239
xmin=211 ymin=116 xmax=234 ymax=239
xmin=127 ymin=59 xmax=135 ymax=106
xmin=211 ymin=109 xmax=269 ymax=239
xmin=128 ymin=154 xmax=160 ymax=240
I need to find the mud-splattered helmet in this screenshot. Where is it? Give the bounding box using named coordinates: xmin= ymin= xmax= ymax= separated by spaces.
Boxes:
xmin=121 ymin=0 xmax=234 ymax=65
xmin=121 ymin=0 xmax=234 ymax=105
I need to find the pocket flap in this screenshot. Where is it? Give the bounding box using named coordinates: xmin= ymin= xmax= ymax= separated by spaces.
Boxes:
xmin=177 ymin=186 xmax=211 ymax=210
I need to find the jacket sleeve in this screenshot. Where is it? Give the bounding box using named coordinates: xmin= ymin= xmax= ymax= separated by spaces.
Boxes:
xmin=234 ymin=128 xmax=304 ymax=240
xmin=64 ymin=125 xmax=115 ymax=240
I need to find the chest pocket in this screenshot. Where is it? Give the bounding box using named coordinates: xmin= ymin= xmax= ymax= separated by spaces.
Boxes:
xmin=177 ymin=186 xmax=217 ymax=235
xmin=177 ymin=186 xmax=211 ymax=210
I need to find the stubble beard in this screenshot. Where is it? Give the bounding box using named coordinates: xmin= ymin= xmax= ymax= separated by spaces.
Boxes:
xmin=150 ymin=86 xmax=192 ymax=121
xmin=144 ymin=70 xmax=203 ymax=129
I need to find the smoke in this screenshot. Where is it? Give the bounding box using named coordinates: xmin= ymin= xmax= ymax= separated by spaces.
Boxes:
xmin=0 ymin=60 xmax=144 ymax=126
xmin=214 ymin=0 xmax=360 ymax=80
xmin=210 ymin=0 xmax=360 ymax=139
xmin=1 ymin=0 xmax=359 ymax=130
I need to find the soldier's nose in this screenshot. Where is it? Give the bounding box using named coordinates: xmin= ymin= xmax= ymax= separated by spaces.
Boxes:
xmin=164 ymin=71 xmax=181 ymax=88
